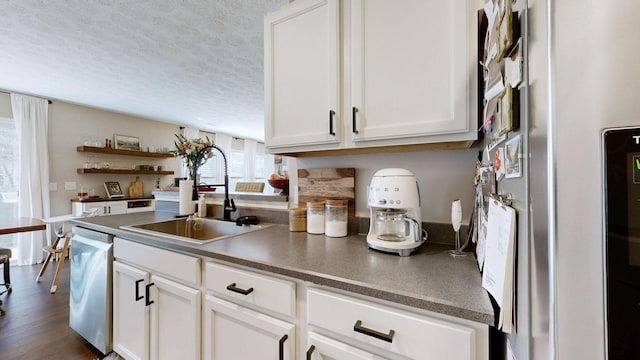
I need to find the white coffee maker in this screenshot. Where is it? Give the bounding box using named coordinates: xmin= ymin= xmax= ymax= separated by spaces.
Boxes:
xmin=367 ymin=168 xmax=427 ymax=256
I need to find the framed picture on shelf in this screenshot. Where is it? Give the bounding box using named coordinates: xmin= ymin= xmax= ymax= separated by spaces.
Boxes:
xmin=104 ymin=181 xmax=124 ymax=198
xmin=114 ymin=134 xmax=140 ymax=151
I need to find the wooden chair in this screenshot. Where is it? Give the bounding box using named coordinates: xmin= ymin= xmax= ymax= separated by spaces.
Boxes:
xmin=36 ymin=215 xmax=73 ymax=293
xmin=0 ymin=248 xmax=11 ymax=316
xmin=235 ymin=182 xmax=265 ymax=193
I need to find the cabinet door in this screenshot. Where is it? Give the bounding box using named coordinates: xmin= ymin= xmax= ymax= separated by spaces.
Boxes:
xmin=265 ymin=0 xmax=340 ymax=149
xmin=308 ymin=288 xmax=478 ymax=360
xmin=107 ymin=201 xmax=127 ymax=215
xmin=79 ymin=202 xmax=106 ymax=216
xmin=149 ymin=275 xmax=201 ymax=360
xmin=113 ymin=261 xmax=150 ymax=360
xmin=306 ymin=332 xmax=383 ymax=360
xmin=203 ymin=295 xmax=295 ymax=360
xmin=350 ymin=0 xmax=476 ymax=143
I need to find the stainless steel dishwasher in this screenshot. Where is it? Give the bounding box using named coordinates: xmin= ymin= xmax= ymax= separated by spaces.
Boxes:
xmin=69 ymin=226 xmax=114 ymax=355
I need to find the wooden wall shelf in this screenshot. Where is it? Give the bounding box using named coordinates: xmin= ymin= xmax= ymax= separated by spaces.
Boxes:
xmin=76 ymin=146 xmax=174 ymax=158
xmin=77 ymin=169 xmax=174 ymax=175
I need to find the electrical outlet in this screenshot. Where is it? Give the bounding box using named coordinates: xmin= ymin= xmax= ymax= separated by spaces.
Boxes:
xmin=49 ymin=182 xmax=57 ymax=191
xmin=64 ymin=181 xmax=77 ymax=190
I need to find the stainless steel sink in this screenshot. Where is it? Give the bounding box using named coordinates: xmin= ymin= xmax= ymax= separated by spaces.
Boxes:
xmin=121 ymin=217 xmax=272 ymax=244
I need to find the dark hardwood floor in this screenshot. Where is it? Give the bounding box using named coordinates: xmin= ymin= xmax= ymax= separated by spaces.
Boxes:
xmin=0 ymin=260 xmax=104 ymax=360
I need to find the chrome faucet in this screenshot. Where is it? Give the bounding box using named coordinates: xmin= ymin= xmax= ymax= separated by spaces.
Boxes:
xmin=191 ymin=144 xmax=236 ymax=221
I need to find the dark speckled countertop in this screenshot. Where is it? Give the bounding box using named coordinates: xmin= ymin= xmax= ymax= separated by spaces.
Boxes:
xmin=70 ymin=212 xmax=494 ymax=326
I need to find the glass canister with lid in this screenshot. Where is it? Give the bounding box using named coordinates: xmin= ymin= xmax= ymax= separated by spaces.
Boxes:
xmin=325 ymin=199 xmax=348 ymax=237
xmin=288 ymin=208 xmax=307 ymax=232
xmin=306 ymin=201 xmax=325 ymax=234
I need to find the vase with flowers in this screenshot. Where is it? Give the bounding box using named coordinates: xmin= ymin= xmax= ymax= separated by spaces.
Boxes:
xmin=169 ymin=133 xmax=216 ymax=215
xmin=169 ymin=133 xmax=215 ymax=182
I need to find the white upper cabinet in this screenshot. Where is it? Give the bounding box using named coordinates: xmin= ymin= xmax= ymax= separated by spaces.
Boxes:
xmin=265 ymin=0 xmax=478 ymax=154
xmin=350 ymin=0 xmax=475 ymax=144
xmin=264 ymin=0 xmax=341 ymax=149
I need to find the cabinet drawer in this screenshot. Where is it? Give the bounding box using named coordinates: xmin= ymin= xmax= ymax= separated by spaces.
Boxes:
xmin=307 ymin=288 xmax=477 ymax=360
xmin=206 ymin=262 xmax=296 ymax=317
xmin=114 ymin=237 xmax=200 ymax=286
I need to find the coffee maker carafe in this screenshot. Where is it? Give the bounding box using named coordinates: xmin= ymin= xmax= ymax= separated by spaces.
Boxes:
xmin=367 ymin=168 xmax=426 ymax=256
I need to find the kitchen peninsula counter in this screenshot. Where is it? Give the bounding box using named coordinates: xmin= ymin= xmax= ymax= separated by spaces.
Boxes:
xmin=70 ymin=212 xmax=494 ymax=325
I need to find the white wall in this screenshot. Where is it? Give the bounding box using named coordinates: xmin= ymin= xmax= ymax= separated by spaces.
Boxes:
xmin=296 ymin=148 xmax=478 ymax=224
xmin=0 ymin=92 xmax=183 ymax=217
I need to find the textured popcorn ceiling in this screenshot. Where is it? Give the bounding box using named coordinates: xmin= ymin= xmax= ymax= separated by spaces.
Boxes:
xmin=0 ymin=0 xmax=288 ymax=141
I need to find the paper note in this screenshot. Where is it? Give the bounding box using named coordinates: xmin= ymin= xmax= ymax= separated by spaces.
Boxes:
xmin=505 ymin=39 xmax=523 ymax=88
xmin=482 ymin=199 xmax=514 ymax=305
xmin=481 ymin=198 xmax=516 ymax=332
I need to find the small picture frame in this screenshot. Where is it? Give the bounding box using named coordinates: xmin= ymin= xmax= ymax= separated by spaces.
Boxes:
xmin=504 ymin=135 xmax=522 ymax=178
xmin=104 ymin=181 xmax=124 ymax=198
xmin=114 ymin=134 xmax=140 ymax=151
xmin=478 ymin=165 xmax=496 ymax=211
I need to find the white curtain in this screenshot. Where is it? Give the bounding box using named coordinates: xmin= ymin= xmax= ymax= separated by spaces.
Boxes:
xmin=11 ymin=93 xmax=50 ymax=265
xmin=244 ymin=139 xmax=257 ymax=181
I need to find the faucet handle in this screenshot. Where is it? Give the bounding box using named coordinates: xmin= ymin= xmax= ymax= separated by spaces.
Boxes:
xmin=236 ymin=216 xmax=258 ymax=226
xmin=225 ymin=198 xmax=237 ymax=212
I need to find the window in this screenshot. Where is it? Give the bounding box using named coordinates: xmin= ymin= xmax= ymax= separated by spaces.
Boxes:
xmin=229 ymin=150 xmax=245 ymax=179
xmin=198 ymin=156 xmax=218 ymax=185
xmin=191 ymin=133 xmax=275 ymax=192
xmin=0 ymin=117 xmax=19 ymax=251
xmin=197 ymin=131 xmax=218 ymax=185
xmin=255 ymin=153 xmax=269 ymax=180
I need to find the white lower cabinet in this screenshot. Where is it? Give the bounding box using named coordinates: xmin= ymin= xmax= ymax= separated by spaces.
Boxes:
xmin=72 ymin=198 xmax=154 ymax=216
xmin=113 ymin=261 xmax=150 ymax=360
xmin=307 ymin=288 xmax=488 ymax=360
xmin=203 ymin=261 xmax=296 ymax=360
xmin=149 ymin=275 xmax=201 ymax=360
xmin=112 ymin=242 xmax=488 ymax=360
xmin=73 ymin=201 xmax=127 ymax=216
xmin=113 ymin=239 xmax=202 ymax=360
xmin=203 ymin=295 xmax=295 ymax=359
xmin=306 ymin=332 xmax=383 ymax=360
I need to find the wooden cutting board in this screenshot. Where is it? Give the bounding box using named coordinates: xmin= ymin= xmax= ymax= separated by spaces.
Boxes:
xmin=129 ymin=176 xmax=144 ymax=198
xmin=298 ymin=168 xmax=355 ymax=216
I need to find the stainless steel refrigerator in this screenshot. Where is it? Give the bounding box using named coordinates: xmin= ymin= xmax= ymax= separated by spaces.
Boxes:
xmin=501 ymin=1 xmax=640 ymax=359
